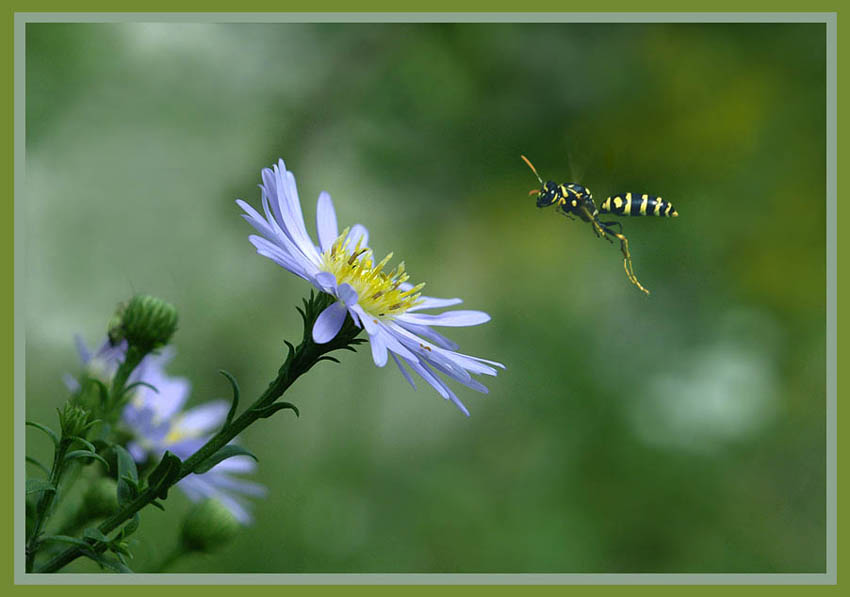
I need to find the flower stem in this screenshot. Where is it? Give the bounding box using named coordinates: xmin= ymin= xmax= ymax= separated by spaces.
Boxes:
xmin=25 ymin=438 xmax=71 ymax=572
xmin=36 ymin=292 xmax=362 ymax=573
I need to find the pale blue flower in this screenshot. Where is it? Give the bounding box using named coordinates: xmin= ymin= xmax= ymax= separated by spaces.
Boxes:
xmin=68 ymin=338 xmax=265 ymax=523
xmin=237 ymin=159 xmax=504 ymax=415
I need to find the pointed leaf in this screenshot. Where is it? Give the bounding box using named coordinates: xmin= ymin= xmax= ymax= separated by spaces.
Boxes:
xmin=25 ymin=456 xmax=50 ymax=477
xmin=218 ymin=369 xmax=240 ymax=427
xmin=192 ymin=444 xmax=258 ymax=474
xmin=26 ymin=479 xmax=56 ymax=495
xmin=83 ymin=377 xmax=110 ymax=409
xmin=69 ymin=436 xmax=98 ymax=453
xmin=114 ymin=445 xmax=138 ymax=483
xmin=64 ymin=450 xmax=110 ymax=470
xmin=83 ymin=527 xmax=110 ymax=543
xmin=42 ymin=534 xmax=91 ymax=548
xmin=253 ymin=401 xmax=299 ymax=419
xmin=121 ymin=513 xmax=140 ymax=539
xmin=114 ymin=445 xmax=138 ymax=505
xmin=146 ymin=451 xmax=182 ymax=499
xmin=82 ymin=549 xmax=133 ymax=573
xmin=26 ymin=421 xmax=59 ymax=448
xmin=81 ymin=418 xmax=104 ymax=434
xmin=122 ymin=381 xmax=159 ymax=398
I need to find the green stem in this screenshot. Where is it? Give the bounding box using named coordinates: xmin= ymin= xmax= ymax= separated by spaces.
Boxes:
xmin=26 ymin=438 xmax=71 ymax=572
xmin=107 ymin=345 xmax=144 ymax=416
xmin=36 ymin=295 xmax=362 ymax=573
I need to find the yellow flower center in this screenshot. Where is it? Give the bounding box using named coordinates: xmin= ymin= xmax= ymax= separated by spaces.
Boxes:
xmin=320 ymin=228 xmax=425 ymax=320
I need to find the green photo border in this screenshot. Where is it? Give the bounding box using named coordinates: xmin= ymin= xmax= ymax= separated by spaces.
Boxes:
xmin=4 ymin=3 xmax=841 ymax=595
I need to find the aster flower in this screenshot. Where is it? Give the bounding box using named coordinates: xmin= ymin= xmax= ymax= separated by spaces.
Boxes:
xmin=237 ymin=159 xmax=504 ymax=416
xmin=67 ymin=338 xmax=265 ymax=523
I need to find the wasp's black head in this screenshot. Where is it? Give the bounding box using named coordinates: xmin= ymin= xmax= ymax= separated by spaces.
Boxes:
xmin=536 ymin=181 xmax=560 ymax=208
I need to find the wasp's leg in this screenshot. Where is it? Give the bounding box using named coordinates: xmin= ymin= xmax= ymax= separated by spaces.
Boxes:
xmin=590 ymin=219 xmax=613 ymax=243
xmin=556 ymin=204 xmax=577 ymax=221
xmin=600 ymin=220 xmax=623 ymax=235
xmin=598 ymin=222 xmax=650 ymax=295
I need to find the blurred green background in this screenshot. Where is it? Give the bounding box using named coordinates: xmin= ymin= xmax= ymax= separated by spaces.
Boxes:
xmin=25 ymin=22 xmax=826 ymax=573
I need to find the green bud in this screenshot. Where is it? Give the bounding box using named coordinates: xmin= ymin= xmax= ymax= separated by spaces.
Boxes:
xmin=180 ymin=499 xmax=241 ymax=554
xmin=81 ymin=477 xmax=119 ymax=519
xmin=120 ymin=295 xmax=178 ymax=352
xmin=58 ymin=402 xmax=91 ymax=438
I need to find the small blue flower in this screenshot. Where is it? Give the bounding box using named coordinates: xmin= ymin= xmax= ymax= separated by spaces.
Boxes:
xmin=68 ymin=337 xmax=265 ymax=523
xmin=237 ymin=159 xmax=504 ymax=415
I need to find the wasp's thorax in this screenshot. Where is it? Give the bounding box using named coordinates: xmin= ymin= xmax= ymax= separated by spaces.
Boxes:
xmin=537 ymin=181 xmax=595 ymax=210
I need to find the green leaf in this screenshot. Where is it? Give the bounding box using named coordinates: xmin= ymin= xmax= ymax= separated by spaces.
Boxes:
xmin=110 ymin=540 xmax=132 ymax=557
xmin=83 ymin=377 xmax=110 ymax=409
xmin=64 ymin=450 xmax=110 ymax=470
xmin=253 ymin=401 xmax=299 ymax=420
xmin=114 ymin=445 xmax=139 ymax=505
xmin=114 ymin=445 xmax=138 ymax=483
xmin=146 ymin=451 xmax=182 ymax=499
xmin=69 ymin=436 xmax=98 ymax=453
xmin=83 ymin=527 xmax=111 ymax=543
xmin=121 ymin=513 xmax=140 ymax=539
xmin=81 ymin=418 xmax=104 ymax=434
xmin=26 ymin=478 xmax=56 ymax=495
xmin=192 ymin=444 xmax=258 ymax=475
xmin=25 ymin=456 xmax=50 ymax=477
xmin=26 ymin=421 xmax=59 ymax=448
xmin=41 ymin=534 xmax=91 ymax=548
xmin=81 ymin=549 xmax=133 ymax=573
xmin=218 ymin=369 xmax=240 ymax=427
xmin=150 ymin=500 xmax=166 ymax=511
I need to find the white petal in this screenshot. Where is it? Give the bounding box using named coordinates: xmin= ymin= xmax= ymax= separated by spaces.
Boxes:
xmin=337 ymin=283 xmax=359 ymax=307
xmin=314 ymin=271 xmax=337 ymax=293
xmin=395 ymin=321 xmax=459 ymax=350
xmin=407 ymin=296 xmax=464 ymax=311
xmin=398 ymin=310 xmax=491 ymax=327
xmin=356 ymin=305 xmax=380 ymax=334
xmin=249 ymin=235 xmax=313 ymax=280
xmin=370 ymin=331 xmax=388 ymax=367
xmin=346 ymin=224 xmax=369 ymax=249
xmin=391 ymin=354 xmax=417 ymax=389
xmin=316 ymin=192 xmax=338 ymax=253
xmin=312 ymin=302 xmax=348 ymax=343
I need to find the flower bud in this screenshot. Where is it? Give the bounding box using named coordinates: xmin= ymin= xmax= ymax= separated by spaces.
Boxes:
xmin=81 ymin=477 xmax=119 ymax=519
xmin=180 ymin=499 xmax=241 ymax=554
xmin=58 ymin=402 xmax=91 ymax=438
xmin=120 ymin=295 xmax=178 ymax=352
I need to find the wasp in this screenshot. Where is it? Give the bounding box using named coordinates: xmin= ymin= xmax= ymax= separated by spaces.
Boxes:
xmin=521 ymin=155 xmax=677 ymax=295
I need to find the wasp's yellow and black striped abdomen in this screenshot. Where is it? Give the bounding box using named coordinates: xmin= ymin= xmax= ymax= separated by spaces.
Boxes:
xmin=600 ymin=193 xmax=678 ymax=218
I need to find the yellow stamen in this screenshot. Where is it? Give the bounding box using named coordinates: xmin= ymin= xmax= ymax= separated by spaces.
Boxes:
xmin=320 ymin=232 xmax=425 ymax=320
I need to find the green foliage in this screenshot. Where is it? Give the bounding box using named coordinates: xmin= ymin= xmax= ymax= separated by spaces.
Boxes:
xmin=192 ymin=445 xmax=258 ymax=475
xmin=113 ymin=445 xmax=139 ymax=507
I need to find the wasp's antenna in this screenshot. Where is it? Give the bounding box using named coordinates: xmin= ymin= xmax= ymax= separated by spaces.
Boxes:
xmin=520 ymin=155 xmax=543 ymax=185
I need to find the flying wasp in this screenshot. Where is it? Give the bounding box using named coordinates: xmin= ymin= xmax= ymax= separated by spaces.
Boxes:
xmin=521 ymin=155 xmax=677 ymax=295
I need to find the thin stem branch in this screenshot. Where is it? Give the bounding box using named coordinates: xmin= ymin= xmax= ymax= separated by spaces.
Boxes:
xmin=26 ymin=439 xmax=71 ymax=572
xmin=36 ymin=294 xmax=362 ymax=573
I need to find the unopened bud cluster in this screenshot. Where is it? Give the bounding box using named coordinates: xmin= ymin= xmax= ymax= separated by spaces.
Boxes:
xmin=112 ymin=295 xmax=178 ymax=353
xmin=58 ymin=402 xmax=91 ymax=438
